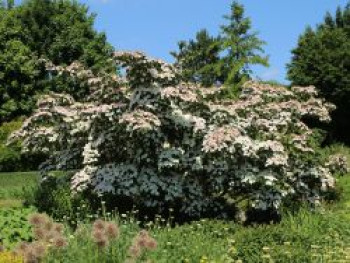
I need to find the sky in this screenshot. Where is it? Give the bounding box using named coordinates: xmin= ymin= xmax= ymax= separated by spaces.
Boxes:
xmin=79 ymin=0 xmax=348 ymax=84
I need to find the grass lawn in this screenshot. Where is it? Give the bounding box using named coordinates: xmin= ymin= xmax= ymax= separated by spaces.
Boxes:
xmin=0 ymin=172 xmax=39 ymax=208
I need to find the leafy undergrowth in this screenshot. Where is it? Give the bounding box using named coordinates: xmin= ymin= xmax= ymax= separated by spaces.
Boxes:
xmin=0 ymin=207 xmax=36 ymax=249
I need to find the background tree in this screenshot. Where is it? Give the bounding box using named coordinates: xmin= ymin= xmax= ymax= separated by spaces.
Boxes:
xmin=0 ymin=8 xmax=40 ymax=122
xmin=0 ymin=0 xmax=116 ymax=171
xmin=0 ymin=0 xmax=115 ymax=123
xmin=172 ymin=1 xmax=269 ymax=90
xmin=0 ymin=0 xmax=14 ymax=9
xmin=287 ymin=2 xmax=350 ymax=144
xmin=217 ymin=1 xmax=268 ymax=88
xmin=171 ymin=29 xmax=223 ymax=87
xmin=16 ymin=0 xmax=114 ymax=73
xmin=6 ymin=0 xmax=14 ymax=9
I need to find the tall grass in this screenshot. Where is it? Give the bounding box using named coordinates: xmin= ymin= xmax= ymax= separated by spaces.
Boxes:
xmin=0 ymin=172 xmax=38 ymax=199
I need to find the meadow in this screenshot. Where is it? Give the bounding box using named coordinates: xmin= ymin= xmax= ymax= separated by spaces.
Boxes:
xmin=1 ymin=158 xmax=350 ymax=262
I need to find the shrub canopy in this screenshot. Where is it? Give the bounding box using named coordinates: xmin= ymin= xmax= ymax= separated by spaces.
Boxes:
xmin=11 ymin=51 xmax=345 ymax=218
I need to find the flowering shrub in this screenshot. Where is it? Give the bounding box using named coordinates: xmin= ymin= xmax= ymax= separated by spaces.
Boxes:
xmin=10 ymin=51 xmax=344 ymax=218
xmin=326 ymin=154 xmax=349 ymax=176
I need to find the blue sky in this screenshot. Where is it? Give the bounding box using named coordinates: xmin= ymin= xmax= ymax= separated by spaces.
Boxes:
xmin=81 ymin=0 xmax=348 ymax=84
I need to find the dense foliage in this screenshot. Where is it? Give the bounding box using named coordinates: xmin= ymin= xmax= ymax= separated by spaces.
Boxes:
xmin=0 ymin=0 xmax=114 ymax=123
xmin=10 ymin=50 xmax=347 ymax=221
xmin=171 ymin=30 xmax=222 ymax=87
xmin=0 ymin=120 xmax=45 ymax=172
xmin=172 ymin=1 xmax=268 ymax=90
xmin=287 ymin=2 xmax=350 ymax=144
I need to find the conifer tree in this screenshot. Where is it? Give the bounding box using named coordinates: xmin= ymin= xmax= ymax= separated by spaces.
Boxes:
xmin=287 ymin=2 xmax=350 ymax=144
xmin=172 ymin=1 xmax=268 ymax=90
xmin=171 ymin=29 xmax=222 ymax=86
xmin=218 ymin=1 xmax=269 ymax=88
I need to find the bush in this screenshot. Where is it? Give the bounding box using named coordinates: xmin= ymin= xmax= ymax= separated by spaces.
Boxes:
xmin=0 ymin=145 xmax=21 ymax=172
xmin=30 ymin=173 xmax=92 ymax=224
xmin=0 ymin=119 xmax=45 ymax=172
xmin=0 ymin=120 xmax=22 ymax=172
xmin=11 ymin=51 xmax=347 ymax=221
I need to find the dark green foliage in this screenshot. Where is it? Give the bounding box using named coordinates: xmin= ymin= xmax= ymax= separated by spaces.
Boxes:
xmin=0 ymin=12 xmax=41 ymax=122
xmin=172 ymin=1 xmax=268 ymax=91
xmin=171 ymin=30 xmax=223 ymax=87
xmin=0 ymin=120 xmax=24 ymax=172
xmin=0 ymin=0 xmax=115 ymax=123
xmin=218 ymin=1 xmax=269 ymax=88
xmin=31 ymin=174 xmax=92 ymax=223
xmin=287 ymin=3 xmax=350 ymax=144
xmin=0 ymin=120 xmax=45 ymax=172
xmin=16 ymin=0 xmax=114 ymax=72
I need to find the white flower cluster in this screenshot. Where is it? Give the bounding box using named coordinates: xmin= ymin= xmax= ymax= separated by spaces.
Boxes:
xmin=114 ymin=51 xmax=179 ymax=89
xmin=119 ymin=109 xmax=161 ymax=132
xmin=326 ymin=154 xmax=349 ymax=175
xmin=10 ymin=53 xmax=344 ymax=217
xmin=202 ymin=126 xmax=241 ymax=153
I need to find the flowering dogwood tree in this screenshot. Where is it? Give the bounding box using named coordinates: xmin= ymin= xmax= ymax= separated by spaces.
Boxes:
xmin=10 ymin=51 xmax=347 ymax=218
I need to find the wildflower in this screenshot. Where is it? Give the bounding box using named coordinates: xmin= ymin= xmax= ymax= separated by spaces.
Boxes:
xmin=93 ymin=219 xmax=106 ymax=231
xmin=31 ymin=242 xmax=46 ymax=259
xmin=137 ymin=237 xmax=147 ymax=248
xmin=96 ymin=236 xmax=109 ymax=249
xmin=33 ymin=228 xmax=46 ymax=240
xmin=23 ymin=249 xmax=37 ymax=263
xmin=105 ymin=222 xmax=119 ymax=239
xmin=53 ymin=236 xmax=68 ymax=249
xmin=43 ymin=220 xmax=54 ymax=232
xmin=52 ymin=223 xmax=64 ymax=234
xmin=92 ymin=229 xmax=105 ymax=242
xmin=145 ymin=239 xmax=157 ymax=250
xmin=19 ymin=242 xmax=46 ymax=263
xmin=45 ymin=230 xmax=60 ymax=242
xmin=16 ymin=242 xmax=30 ymax=254
xmin=28 ymin=214 xmax=48 ymax=227
xmin=128 ymin=245 xmax=141 ymax=258
xmin=139 ymin=230 xmax=149 ymax=238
